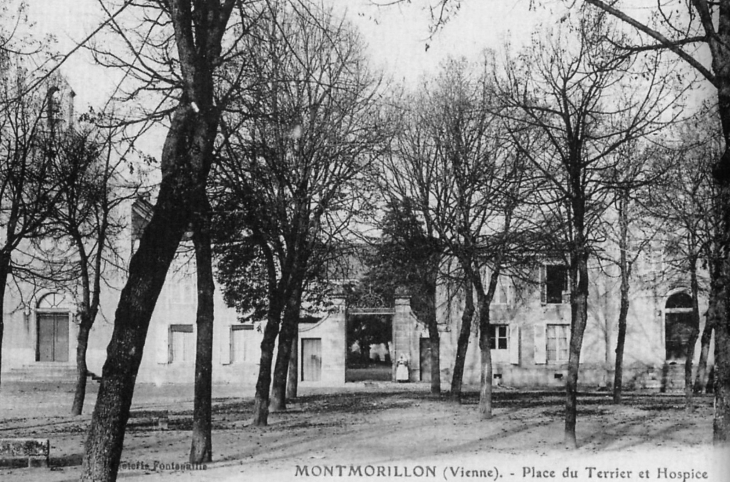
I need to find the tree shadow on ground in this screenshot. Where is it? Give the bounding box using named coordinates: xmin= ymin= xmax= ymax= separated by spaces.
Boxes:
xmin=5 ymin=389 xmax=712 ymax=470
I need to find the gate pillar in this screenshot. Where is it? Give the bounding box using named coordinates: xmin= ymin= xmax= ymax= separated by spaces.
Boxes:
xmin=327 ymin=290 xmax=347 ymax=384
xmin=393 ymin=288 xmax=417 ymax=382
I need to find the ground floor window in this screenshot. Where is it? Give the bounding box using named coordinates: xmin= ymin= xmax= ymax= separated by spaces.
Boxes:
xmin=489 ymin=324 xmax=509 ymax=350
xmin=170 ymin=324 xmax=194 ymax=363
xmin=546 ymin=324 xmax=569 ymax=363
xmin=230 ymin=325 xmax=256 ymax=363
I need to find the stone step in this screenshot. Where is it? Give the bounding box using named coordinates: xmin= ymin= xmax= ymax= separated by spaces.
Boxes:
xmin=659 ymin=364 xmax=687 ymax=392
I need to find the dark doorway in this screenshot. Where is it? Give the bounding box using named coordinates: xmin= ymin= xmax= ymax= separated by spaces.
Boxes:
xmin=665 ymin=292 xmax=695 ymax=362
xmin=419 ymin=338 xmax=431 ymax=383
xmin=37 ymin=313 xmax=69 ymax=362
xmin=301 ymin=338 xmax=322 ymax=382
xmin=346 ymin=314 xmax=392 ymax=382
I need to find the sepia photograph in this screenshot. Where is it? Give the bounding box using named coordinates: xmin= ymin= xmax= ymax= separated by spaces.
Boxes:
xmin=0 ymin=1 xmax=728 ymax=481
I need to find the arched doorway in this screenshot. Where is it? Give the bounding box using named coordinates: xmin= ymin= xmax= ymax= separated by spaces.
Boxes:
xmin=664 ymin=291 xmax=695 ymax=362
xmin=36 ymin=292 xmax=72 ymax=363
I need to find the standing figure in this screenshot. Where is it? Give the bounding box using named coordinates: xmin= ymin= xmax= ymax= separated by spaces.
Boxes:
xmin=395 ymin=355 xmax=409 ymax=383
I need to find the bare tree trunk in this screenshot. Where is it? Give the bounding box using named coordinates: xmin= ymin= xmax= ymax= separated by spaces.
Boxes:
xmin=696 ymin=281 xmax=720 ymax=394
xmin=476 ymin=266 xmax=499 ymax=420
xmin=252 ymin=302 xmax=282 ymax=426
xmin=270 ymin=285 xmax=302 ymax=412
xmin=190 ymin=196 xmax=214 ymax=464
xmin=450 ymin=280 xmax=474 ymax=402
xmin=476 ymin=293 xmax=493 ymax=419
xmin=698 ymin=242 xmax=722 ymax=394
xmin=715 ymin=196 xmax=730 ymax=442
xmin=714 ymin=292 xmax=730 ymax=444
xmin=0 ymin=253 xmax=10 ymax=387
xmin=685 ymin=258 xmax=701 ymax=410
xmin=81 ymin=105 xmax=217 ymax=482
xmin=426 ymin=269 xmax=441 ymax=394
xmin=286 ymin=331 xmax=298 ymax=400
xmin=613 ymin=286 xmax=629 ymax=404
xmin=428 ymin=325 xmax=441 ymax=395
xmin=565 ymin=252 xmax=589 ymax=449
xmin=613 ymin=194 xmax=630 ymax=404
xmin=72 ymin=321 xmax=92 ymax=415
xmin=80 ymin=193 xmax=193 ymax=480
xmin=695 ymin=317 xmax=714 ymax=394
xmin=711 ymin=62 xmax=730 ymax=448
xmin=80 ymin=0 xmax=234 ymax=474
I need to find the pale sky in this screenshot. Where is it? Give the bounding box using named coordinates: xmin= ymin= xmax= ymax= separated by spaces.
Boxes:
xmin=22 ymin=0 xmax=711 ymax=160
xmin=26 ymin=0 xmax=555 ymax=110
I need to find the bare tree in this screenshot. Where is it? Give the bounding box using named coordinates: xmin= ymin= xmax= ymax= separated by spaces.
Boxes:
xmin=381 ymin=0 xmax=730 ymax=446
xmin=0 ymin=60 xmax=66 ymax=386
xmin=681 ymin=115 xmax=723 ymax=396
xmin=386 ymin=61 xmax=482 ymax=402
xmin=78 ymin=0 xmax=242 ymax=478
xmin=386 ymin=57 xmax=534 ymax=414
xmin=646 ymin=117 xmax=721 ymax=407
xmin=577 ymin=0 xmax=730 ymax=450
xmin=214 ymin=1 xmax=387 ymax=425
xmin=602 ymin=142 xmax=665 ymax=404
xmin=37 ymin=121 xmax=138 ymax=416
xmin=494 ymin=11 xmax=678 ymax=447
xmin=359 ymin=197 xmax=443 ymax=394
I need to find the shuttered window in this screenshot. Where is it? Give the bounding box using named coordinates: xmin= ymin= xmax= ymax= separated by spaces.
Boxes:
xmin=230 ymin=325 xmax=257 ymax=363
xmin=170 ymin=324 xmax=194 ymax=363
xmin=546 ymin=324 xmax=569 ymax=363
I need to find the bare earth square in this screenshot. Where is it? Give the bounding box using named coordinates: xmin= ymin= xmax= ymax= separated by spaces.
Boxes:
xmin=0 ymin=381 xmax=724 ymax=481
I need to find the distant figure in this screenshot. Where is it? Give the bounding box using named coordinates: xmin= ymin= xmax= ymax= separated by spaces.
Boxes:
xmin=396 ymin=355 xmax=409 ymax=383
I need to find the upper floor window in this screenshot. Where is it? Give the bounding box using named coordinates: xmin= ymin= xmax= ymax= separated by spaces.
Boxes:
xmin=541 ymin=264 xmax=569 ymax=304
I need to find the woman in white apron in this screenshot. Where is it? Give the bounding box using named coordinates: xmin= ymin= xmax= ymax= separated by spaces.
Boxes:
xmin=395 ymin=355 xmax=409 ymax=382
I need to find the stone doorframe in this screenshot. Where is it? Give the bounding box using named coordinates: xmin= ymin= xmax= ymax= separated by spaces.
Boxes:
xmin=341 ymin=287 xmax=422 ymax=383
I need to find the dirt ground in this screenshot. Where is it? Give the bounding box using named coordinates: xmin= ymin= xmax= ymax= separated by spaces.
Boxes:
xmin=0 ymin=381 xmax=727 ymax=482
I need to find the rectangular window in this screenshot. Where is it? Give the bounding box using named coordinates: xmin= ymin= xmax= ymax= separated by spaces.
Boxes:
xmin=231 ymin=325 xmax=256 ymax=363
xmin=489 ymin=325 xmax=509 ymax=350
xmin=170 ymin=324 xmax=194 ymax=363
xmin=546 ymin=324 xmax=569 ymax=363
xmin=544 ymin=265 xmax=568 ymax=304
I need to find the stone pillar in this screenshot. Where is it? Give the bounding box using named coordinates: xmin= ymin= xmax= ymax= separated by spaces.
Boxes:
xmin=393 ymin=288 xmax=417 ymax=382
xmin=324 ymin=291 xmax=347 ymax=385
